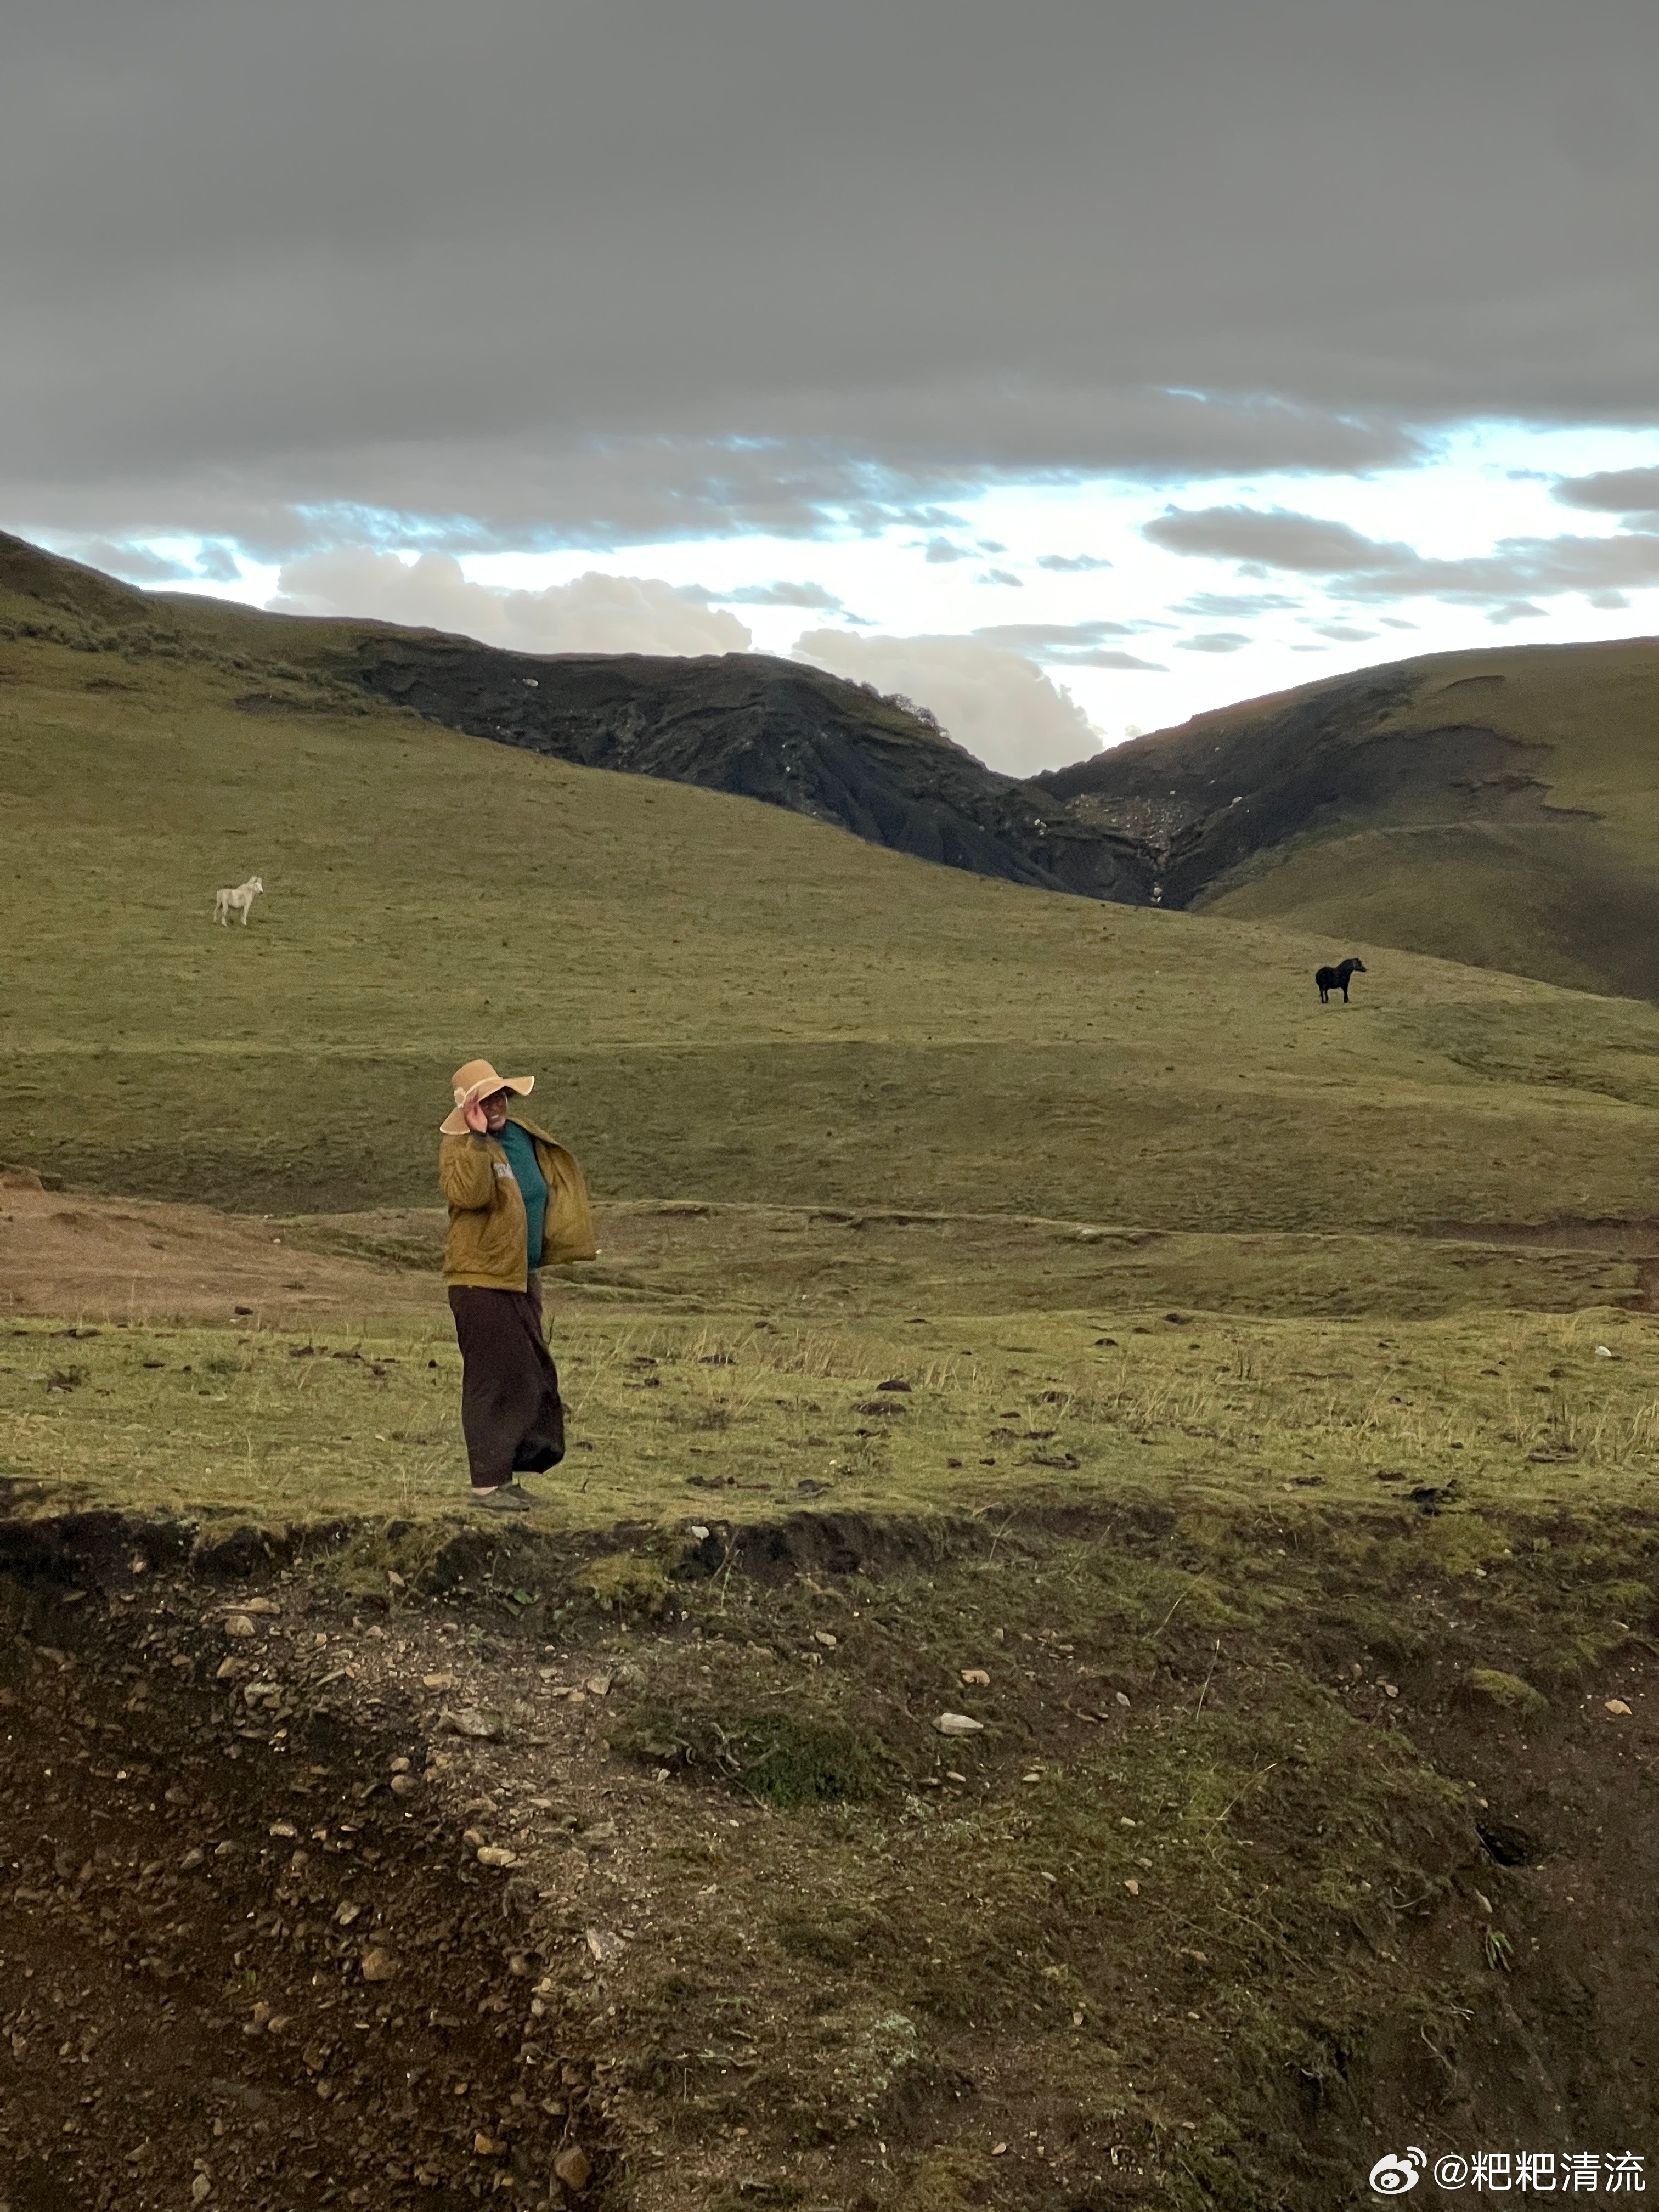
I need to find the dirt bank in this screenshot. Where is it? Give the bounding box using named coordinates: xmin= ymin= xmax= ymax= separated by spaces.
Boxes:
xmin=3 ymin=1504 xmax=1658 ymax=2210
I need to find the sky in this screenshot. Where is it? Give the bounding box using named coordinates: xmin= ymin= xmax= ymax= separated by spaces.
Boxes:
xmin=9 ymin=1 xmax=1659 ymax=777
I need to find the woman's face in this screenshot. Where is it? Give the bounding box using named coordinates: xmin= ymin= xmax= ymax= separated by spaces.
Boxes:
xmin=482 ymin=1090 xmax=511 ymax=1132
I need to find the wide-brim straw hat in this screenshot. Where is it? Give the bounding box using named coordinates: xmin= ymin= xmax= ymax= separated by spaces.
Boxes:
xmin=439 ymin=1057 xmax=535 ymax=1135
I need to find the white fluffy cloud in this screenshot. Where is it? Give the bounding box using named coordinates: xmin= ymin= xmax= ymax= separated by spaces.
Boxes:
xmin=270 ymin=547 xmax=749 ymax=657
xmin=793 ymin=630 xmax=1101 ymax=779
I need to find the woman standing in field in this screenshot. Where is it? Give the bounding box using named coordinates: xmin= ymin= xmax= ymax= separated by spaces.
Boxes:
xmin=438 ymin=1058 xmax=596 ymax=1511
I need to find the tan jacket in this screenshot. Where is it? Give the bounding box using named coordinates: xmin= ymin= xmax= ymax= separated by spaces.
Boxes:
xmin=438 ymin=1113 xmax=597 ymax=1290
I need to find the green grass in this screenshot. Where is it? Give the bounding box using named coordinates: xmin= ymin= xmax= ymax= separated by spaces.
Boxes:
xmin=8 ymin=550 xmax=1659 ymax=2200
xmin=9 ymin=613 xmax=1659 ymax=1233
xmin=8 ymin=1293 xmax=1659 ymax=1531
xmin=1200 ymin=635 xmax=1659 ymax=1001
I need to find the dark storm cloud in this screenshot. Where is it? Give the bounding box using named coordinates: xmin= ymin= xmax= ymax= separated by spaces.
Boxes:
xmin=7 ymin=0 xmax=1659 ymax=547
xmin=1144 ymin=503 xmax=1659 ymax=610
xmin=1554 ymin=466 xmax=1659 ymax=514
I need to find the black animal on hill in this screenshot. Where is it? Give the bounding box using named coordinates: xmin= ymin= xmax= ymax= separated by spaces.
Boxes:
xmin=1315 ymin=957 xmax=1367 ymax=1004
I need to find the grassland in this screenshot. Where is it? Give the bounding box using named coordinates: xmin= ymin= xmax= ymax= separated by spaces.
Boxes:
xmin=1199 ymin=636 xmax=1659 ymax=1000
xmin=6 ymin=550 xmax=1659 ymax=2203
xmin=9 ymin=596 xmax=1659 ymax=1232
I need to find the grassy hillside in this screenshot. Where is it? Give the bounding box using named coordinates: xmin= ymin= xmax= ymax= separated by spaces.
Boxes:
xmin=7 ymin=604 xmax=1659 ymax=1231
xmin=1041 ymin=636 xmax=1659 ymax=1002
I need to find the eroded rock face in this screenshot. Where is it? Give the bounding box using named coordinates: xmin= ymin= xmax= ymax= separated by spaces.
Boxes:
xmin=346 ymin=642 xmax=1156 ymax=904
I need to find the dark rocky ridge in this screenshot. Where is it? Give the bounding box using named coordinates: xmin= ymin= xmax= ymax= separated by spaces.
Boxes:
xmin=1033 ymin=662 xmax=1568 ymax=906
xmin=0 ymin=528 xmax=1588 ymax=919
xmin=341 ymin=635 xmax=1154 ymax=901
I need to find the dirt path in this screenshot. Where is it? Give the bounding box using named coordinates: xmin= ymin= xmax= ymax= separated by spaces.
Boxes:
xmin=0 ymin=1172 xmax=434 ymax=1327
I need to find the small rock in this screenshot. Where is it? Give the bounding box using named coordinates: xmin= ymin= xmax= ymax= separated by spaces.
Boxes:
xmin=224 ymin=1596 xmax=281 ymax=1616
xmin=1119 ymin=1817 xmax=1137 ymax=1828
xmin=334 ymin=1901 xmax=362 ymax=1927
xmin=215 ymin=1657 xmax=246 ymax=1681
xmin=1115 ymin=1691 xmax=1131 ymax=1708
xmin=359 ymin=1948 xmax=398 ymax=1982
xmin=390 ymin=1773 xmax=419 ymax=1798
xmin=1021 ymin=1770 xmax=1042 ymax=1784
xmin=223 ymin=1616 xmax=257 ymax=1640
xmin=552 ymin=2146 xmax=591 ymax=2192
xmin=1595 ymin=1345 xmax=1615 ymax=1359
xmin=477 ymin=1845 xmax=520 ymax=1868
xmin=422 ymin=1673 xmax=454 ymax=1691
xmin=268 ymin=1821 xmax=297 ymax=1839
xmin=179 ymin=1848 xmax=205 ymax=1871
xmin=584 ymin=1927 xmax=624 ymax=1963
xmin=389 ymin=1756 xmax=411 ymax=1774
xmin=386 ymin=1570 xmax=407 ymax=1590
xmin=1381 ymin=1683 xmax=1399 ymax=1700
xmin=1606 ymin=1698 xmax=1633 ymax=1716
xmin=584 ymin=1673 xmax=613 ymax=1697
xmin=934 ymin=1712 xmax=984 ymax=1735
xmin=439 ymin=1707 xmax=506 ymax=1741
xmin=814 ymin=1630 xmax=838 ymax=1649
xmin=960 ymin=1667 xmax=990 ymax=1686
xmin=1125 ymin=1878 xmax=1141 ymax=1896
xmin=462 ymin=1829 xmax=488 ymax=1850
xmin=687 ymin=1525 xmax=710 ymax=1540
xmin=191 ymin=2174 xmax=212 ymax=2204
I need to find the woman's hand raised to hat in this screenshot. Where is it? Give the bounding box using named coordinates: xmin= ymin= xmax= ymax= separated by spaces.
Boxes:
xmin=463 ymin=1095 xmax=489 ymax=1134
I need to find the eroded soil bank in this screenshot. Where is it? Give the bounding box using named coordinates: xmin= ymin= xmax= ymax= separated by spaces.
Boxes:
xmin=2 ymin=1504 xmax=1656 ymax=2212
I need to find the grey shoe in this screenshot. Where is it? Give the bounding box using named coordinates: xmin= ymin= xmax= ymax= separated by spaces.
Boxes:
xmin=472 ymin=1485 xmax=532 ymax=1513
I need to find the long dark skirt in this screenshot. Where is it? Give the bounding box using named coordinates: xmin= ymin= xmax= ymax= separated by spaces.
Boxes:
xmin=447 ymin=1276 xmax=566 ymax=1489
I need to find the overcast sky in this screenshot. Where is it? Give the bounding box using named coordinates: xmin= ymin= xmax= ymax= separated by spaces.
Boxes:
xmin=9 ymin=0 xmax=1659 ymax=772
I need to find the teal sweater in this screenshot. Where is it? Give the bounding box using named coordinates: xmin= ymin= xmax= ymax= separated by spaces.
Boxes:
xmin=496 ymin=1120 xmax=549 ymax=1272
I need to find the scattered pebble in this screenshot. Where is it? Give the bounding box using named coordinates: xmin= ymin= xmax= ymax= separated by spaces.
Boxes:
xmin=1606 ymin=1698 xmax=1633 ymax=1716
xmin=960 ymin=1667 xmax=990 ymax=1686
xmin=584 ymin=1673 xmax=614 ymax=1697
xmin=477 ymin=1845 xmax=519 ymax=1868
xmin=813 ymin=1630 xmax=838 ymax=1649
xmin=552 ymin=2145 xmax=592 ymax=2191
xmin=1125 ymin=1878 xmax=1141 ymax=1896
xmin=584 ymin=1927 xmax=624 ymax=1963
xmin=438 ymin=1707 xmax=506 ymax=1741
xmin=359 ymin=1948 xmax=398 ymax=1982
xmin=934 ymin=1712 xmax=985 ymax=1735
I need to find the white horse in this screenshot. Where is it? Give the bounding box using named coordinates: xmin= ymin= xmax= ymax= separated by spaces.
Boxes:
xmin=213 ymin=874 xmax=264 ymax=927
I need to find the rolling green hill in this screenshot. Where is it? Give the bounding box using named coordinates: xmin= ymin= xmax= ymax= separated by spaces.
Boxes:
xmin=1038 ymin=636 xmax=1659 ymax=1001
xmin=5 ymin=538 xmax=1659 ymax=1237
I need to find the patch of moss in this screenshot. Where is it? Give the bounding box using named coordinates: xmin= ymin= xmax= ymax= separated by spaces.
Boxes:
xmin=574 ymin=1551 xmax=670 ymax=1614
xmin=1464 ymin=1667 xmax=1549 ymax=1716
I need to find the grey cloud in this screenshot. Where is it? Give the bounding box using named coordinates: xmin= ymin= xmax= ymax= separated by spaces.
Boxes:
xmin=923 ymin=538 xmax=968 ymax=564
xmin=1146 ymin=502 xmax=1659 ymax=610
xmin=1180 ymin=631 xmax=1254 ymax=653
xmin=1554 ymin=466 xmax=1659 ymax=514
xmin=1146 ymin=506 xmax=1384 ymax=572
xmin=977 ymin=569 xmax=1024 ymax=588
xmin=1036 ymin=554 xmax=1113 ymax=572
xmin=1175 ymin=590 xmax=1299 ymax=616
xmin=1310 ymin=622 xmax=1378 ymax=641
xmin=977 ymin=539 xmax=1006 ymax=553
xmin=70 ymin=538 xmax=199 ymax=584
xmin=715 ymin=579 xmax=845 ymax=609
xmin=1587 ymin=588 xmax=1631 ymax=608
xmin=972 ymin=621 xmax=1141 ymax=647
xmin=8 ymin=1 xmax=1659 ymax=546
xmin=1059 ymin=648 xmax=1168 ymax=671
